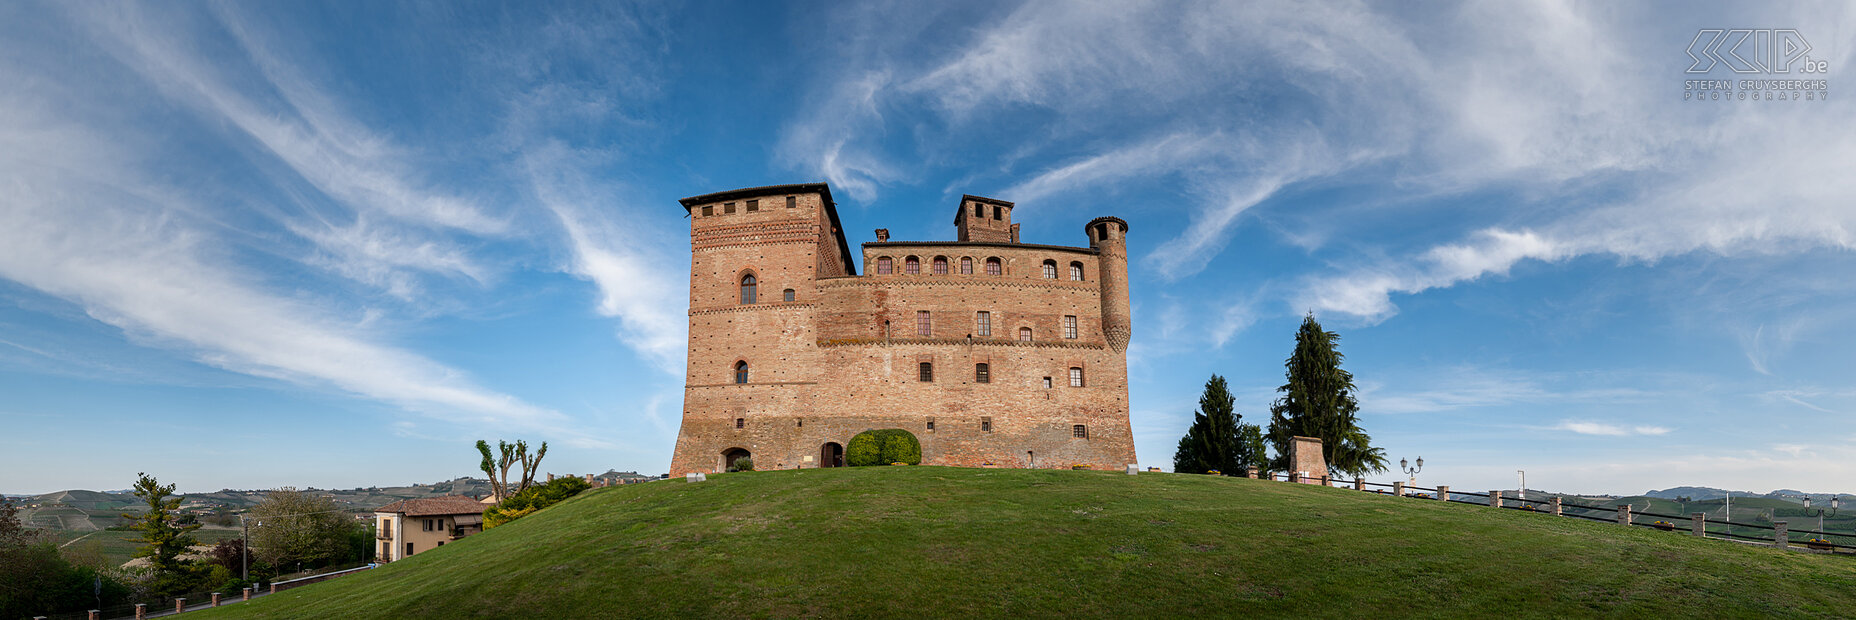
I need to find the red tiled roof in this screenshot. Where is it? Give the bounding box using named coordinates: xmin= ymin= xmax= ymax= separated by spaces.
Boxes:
xmin=374 ymin=495 xmax=486 ymax=517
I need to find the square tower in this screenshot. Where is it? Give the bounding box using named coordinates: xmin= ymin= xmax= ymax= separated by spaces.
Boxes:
xmin=955 ymin=195 xmax=1017 ymax=243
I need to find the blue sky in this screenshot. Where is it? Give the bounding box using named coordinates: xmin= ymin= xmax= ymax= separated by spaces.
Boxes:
xmin=2 ymin=1 xmax=1852 ymax=496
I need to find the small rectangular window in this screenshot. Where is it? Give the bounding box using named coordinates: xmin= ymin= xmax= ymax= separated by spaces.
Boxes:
xmin=1064 ymin=316 xmax=1077 ymax=339
xmin=724 ymin=202 xmax=736 ymax=214
xmin=1043 ymin=376 xmax=1053 ymax=389
xmin=786 ymin=195 xmax=796 ymax=208
xmin=974 ymin=203 xmax=982 ymax=217
xmin=735 ymin=417 xmax=745 ymax=429
xmin=981 ymin=417 xmax=992 ymax=432
xmin=927 ymin=417 xmax=936 ymax=432
xmin=1070 ymin=367 xmax=1084 ymax=387
xmin=961 ymin=257 xmax=973 ymax=274
xmin=746 ymin=199 xmax=759 ymax=212
xmin=1073 ymin=424 xmax=1087 ymax=439
xmin=919 ymin=362 xmax=934 ymax=382
xmin=976 ymin=311 xmax=991 ymax=337
xmin=992 ymin=207 xmax=1001 ymax=220
xmin=702 ymin=205 xmax=713 ymax=217
xmin=917 ymin=310 xmax=931 ymax=336
xmin=783 ymin=289 xmax=796 ymax=302
xmin=975 ymin=363 xmax=989 ymax=383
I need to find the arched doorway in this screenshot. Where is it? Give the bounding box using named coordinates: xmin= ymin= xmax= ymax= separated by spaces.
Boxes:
xmin=820 ymin=442 xmax=844 ymax=468
xmin=722 ymin=447 xmax=751 ymax=472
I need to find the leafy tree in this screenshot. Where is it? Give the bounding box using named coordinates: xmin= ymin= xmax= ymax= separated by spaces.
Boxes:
xmin=249 ymin=488 xmax=360 ymax=571
xmin=2 ymin=500 xmax=131 ymax=617
xmin=121 ymin=472 xmax=201 ymax=576
xmin=477 ymin=439 xmax=549 ymax=500
xmin=1266 ymin=314 xmax=1388 ymax=477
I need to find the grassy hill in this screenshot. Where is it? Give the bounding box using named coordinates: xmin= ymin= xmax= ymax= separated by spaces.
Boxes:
xmin=196 ymin=467 xmax=1856 ymax=618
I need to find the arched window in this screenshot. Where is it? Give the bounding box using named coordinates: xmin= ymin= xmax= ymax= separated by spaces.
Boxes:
xmin=1069 ymin=367 xmax=1084 ymax=387
xmin=739 ymin=274 xmax=757 ymax=304
xmin=1018 ymin=327 xmax=1032 ymax=342
xmin=960 ymin=257 xmax=973 ymax=274
xmin=876 ymin=257 xmax=893 ymax=275
xmin=1041 ymin=260 xmax=1058 ymax=279
xmin=985 ymin=258 xmax=1002 ymax=276
xmin=933 ymin=256 xmax=948 ymax=275
xmin=1069 ymin=262 xmax=1084 ymax=281
xmin=734 ymin=361 xmax=749 ymax=384
xmin=783 ymin=288 xmax=796 ymax=302
xmin=905 ymin=256 xmax=920 ymax=275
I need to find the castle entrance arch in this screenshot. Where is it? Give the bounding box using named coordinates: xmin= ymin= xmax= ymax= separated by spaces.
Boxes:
xmin=722 ymin=447 xmax=752 ymax=471
xmin=820 ymin=442 xmax=844 ymax=468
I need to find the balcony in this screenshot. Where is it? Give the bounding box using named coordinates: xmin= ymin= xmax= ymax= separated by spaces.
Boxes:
xmin=375 ymin=528 xmax=392 ymax=540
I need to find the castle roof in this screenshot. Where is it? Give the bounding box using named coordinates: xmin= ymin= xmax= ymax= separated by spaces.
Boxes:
xmin=679 ymin=182 xmax=856 ymax=276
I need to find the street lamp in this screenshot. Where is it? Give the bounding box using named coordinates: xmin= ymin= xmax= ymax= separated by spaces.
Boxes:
xmin=1399 ymin=457 xmax=1423 ymax=486
xmin=1802 ymin=496 xmax=1840 ymax=537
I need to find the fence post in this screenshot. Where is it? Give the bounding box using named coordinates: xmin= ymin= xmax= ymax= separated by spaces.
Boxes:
xmin=270 ymin=582 xmax=278 ymax=595
xmin=89 ymin=611 xmax=99 ymax=620
xmin=1775 ymin=521 xmax=1788 ymax=549
xmin=1245 ymin=468 xmax=1258 ymax=479
xmin=1691 ymin=512 xmax=1706 ymax=537
xmin=1490 ymin=490 xmax=1502 ymax=509
xmin=212 ymin=592 xmax=221 ymax=607
xmin=1551 ymin=496 xmax=1562 ymax=516
xmin=1319 ymin=474 xmax=1330 ymax=487
xmin=242 ymin=587 xmax=251 ymax=601
xmin=1354 ymin=478 xmax=1365 ymax=491
xmin=177 ymin=598 xmax=188 ymax=613
xmin=1436 ymin=485 xmax=1449 ymax=501
xmin=1616 ymin=504 xmax=1632 ymax=526
xmin=135 ymin=603 xmax=145 ymax=620
xmin=1393 ymin=482 xmax=1404 ymax=497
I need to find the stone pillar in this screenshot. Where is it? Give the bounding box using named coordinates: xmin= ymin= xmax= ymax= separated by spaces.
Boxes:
xmin=1436 ymin=485 xmax=1449 ymax=501
xmin=1692 ymin=512 xmax=1707 ymax=537
xmin=212 ymin=593 xmax=221 ymax=607
xmin=135 ymin=603 xmax=145 ymax=620
xmin=1616 ymin=504 xmax=1632 ymax=526
xmin=270 ymin=582 xmax=278 ymax=595
xmin=1776 ymin=521 xmax=1789 ymax=548
xmin=176 ymin=598 xmax=186 ymax=613
xmin=89 ymin=611 xmax=99 ymax=620
xmin=1393 ymin=482 xmax=1405 ymax=497
xmin=1354 ymin=478 xmax=1365 ymax=491
xmin=1286 ymin=436 xmax=1327 ymax=485
xmin=1490 ymin=490 xmax=1502 ymax=509
xmin=242 ymin=587 xmax=251 ymax=601
xmin=1550 ymin=497 xmax=1562 ymax=516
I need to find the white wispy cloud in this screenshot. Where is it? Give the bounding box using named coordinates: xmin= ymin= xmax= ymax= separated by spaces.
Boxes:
xmin=1546 ymin=421 xmax=1671 ymax=437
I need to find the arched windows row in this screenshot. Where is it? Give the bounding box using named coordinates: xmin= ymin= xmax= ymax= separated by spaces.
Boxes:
xmin=735 ymin=358 xmax=1083 ymax=388
xmin=870 ymin=256 xmax=1076 ymax=279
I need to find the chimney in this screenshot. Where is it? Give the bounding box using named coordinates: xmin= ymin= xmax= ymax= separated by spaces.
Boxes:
xmin=875 ymin=228 xmax=889 ymax=242
xmin=1010 ymin=223 xmax=1020 ymax=243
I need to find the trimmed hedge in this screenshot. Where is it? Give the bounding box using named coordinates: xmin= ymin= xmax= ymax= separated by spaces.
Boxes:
xmin=847 ymin=429 xmax=921 ymax=466
xmin=485 ymin=476 xmax=590 ymax=528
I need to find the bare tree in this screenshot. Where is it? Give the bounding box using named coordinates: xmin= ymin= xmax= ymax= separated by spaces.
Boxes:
xmin=477 ymin=439 xmax=549 ymax=501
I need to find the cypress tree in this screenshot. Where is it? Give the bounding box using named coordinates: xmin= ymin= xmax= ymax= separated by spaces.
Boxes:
xmin=1267 ymin=314 xmax=1387 ymax=477
xmin=1174 ymin=375 xmax=1258 ymax=474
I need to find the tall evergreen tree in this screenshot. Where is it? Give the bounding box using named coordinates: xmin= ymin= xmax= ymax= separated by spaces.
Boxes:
xmin=1174 ymin=375 xmax=1263 ymax=474
xmin=1267 ymin=314 xmax=1388 ymax=477
xmin=121 ymin=473 xmax=200 ymax=576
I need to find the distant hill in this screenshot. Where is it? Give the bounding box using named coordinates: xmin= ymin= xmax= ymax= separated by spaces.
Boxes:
xmin=14 ymin=471 xmax=659 ymax=531
xmin=197 ymin=467 xmax=1856 ymax=618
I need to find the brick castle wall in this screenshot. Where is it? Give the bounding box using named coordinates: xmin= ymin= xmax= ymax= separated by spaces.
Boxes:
xmin=669 ymin=184 xmax=1136 ymax=474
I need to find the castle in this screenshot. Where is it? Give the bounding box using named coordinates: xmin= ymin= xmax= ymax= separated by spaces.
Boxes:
xmin=668 ymin=183 xmax=1136 ymax=474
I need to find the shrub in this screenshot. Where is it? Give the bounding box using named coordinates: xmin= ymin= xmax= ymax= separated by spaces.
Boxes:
xmin=847 ymin=429 xmax=922 ymax=466
xmin=485 ymin=476 xmax=591 ymax=528
xmin=733 ymin=458 xmax=755 ymax=472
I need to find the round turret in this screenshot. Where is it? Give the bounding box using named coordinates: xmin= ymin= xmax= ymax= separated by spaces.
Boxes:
xmin=1087 ymin=217 xmax=1131 ymax=353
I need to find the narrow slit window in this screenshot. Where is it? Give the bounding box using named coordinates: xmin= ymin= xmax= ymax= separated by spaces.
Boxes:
xmin=917 ymin=310 xmax=932 ymax=336
xmin=919 ymin=362 xmax=934 ymax=382
xmin=976 ymin=311 xmax=991 ymax=337
xmin=975 ymin=363 xmax=990 ymax=383
xmin=981 ymin=417 xmax=992 ymax=432
xmin=1064 ymin=315 xmax=1077 ymax=339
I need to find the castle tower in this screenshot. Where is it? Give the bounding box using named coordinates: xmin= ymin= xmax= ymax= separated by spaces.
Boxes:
xmin=954 ymin=195 xmax=1018 ymax=243
xmin=1088 ymin=217 xmax=1132 ymax=353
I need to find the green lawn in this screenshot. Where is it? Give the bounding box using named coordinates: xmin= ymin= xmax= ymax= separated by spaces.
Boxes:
xmin=197 ymin=467 xmax=1856 ymax=618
